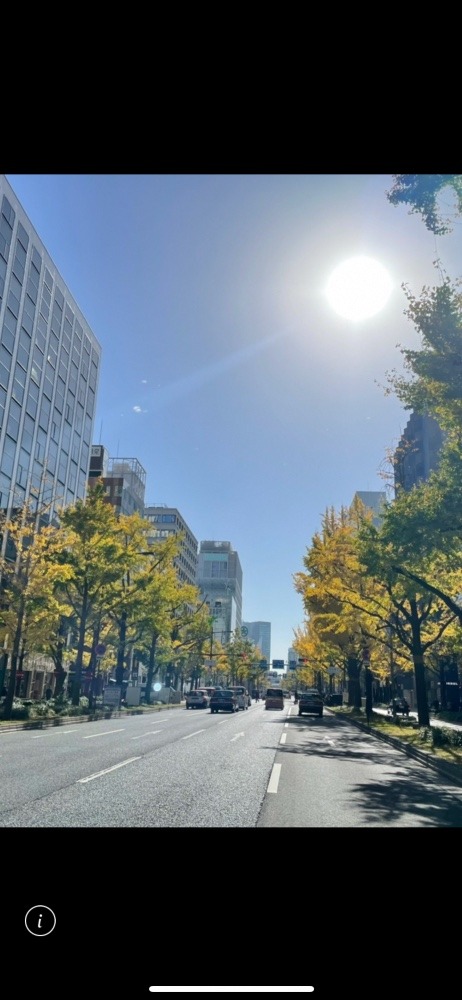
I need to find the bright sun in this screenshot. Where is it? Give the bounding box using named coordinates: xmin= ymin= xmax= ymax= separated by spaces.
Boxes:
xmin=325 ymin=255 xmax=393 ymax=321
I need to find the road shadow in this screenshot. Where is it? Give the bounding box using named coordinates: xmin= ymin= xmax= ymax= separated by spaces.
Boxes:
xmin=269 ymin=716 xmax=462 ymax=826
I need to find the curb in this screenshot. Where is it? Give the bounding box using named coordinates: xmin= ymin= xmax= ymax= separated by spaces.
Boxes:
xmin=336 ymin=711 xmax=462 ymax=787
xmin=0 ymin=702 xmax=183 ymax=735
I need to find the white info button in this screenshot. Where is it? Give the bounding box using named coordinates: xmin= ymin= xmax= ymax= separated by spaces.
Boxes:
xmin=148 ymin=989 xmax=314 ymax=993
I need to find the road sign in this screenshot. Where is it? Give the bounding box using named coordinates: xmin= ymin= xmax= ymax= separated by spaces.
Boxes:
xmin=95 ymin=644 xmax=106 ymax=656
xmin=241 ymin=626 xmax=248 ymax=636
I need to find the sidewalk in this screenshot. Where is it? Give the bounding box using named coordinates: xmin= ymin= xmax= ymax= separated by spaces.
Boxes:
xmin=373 ymin=706 xmax=462 ymax=730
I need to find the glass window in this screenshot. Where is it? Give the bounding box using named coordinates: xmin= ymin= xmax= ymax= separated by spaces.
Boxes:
xmin=0 ymin=257 xmax=6 ymax=300
xmin=21 ymin=311 xmax=33 ymax=336
xmin=27 ymin=265 xmax=40 ymax=304
xmin=38 ymin=396 xmax=51 ymax=431
xmin=1 ymin=324 xmax=14 ymax=354
xmin=17 ymin=344 xmax=29 ymax=370
xmin=1 ymin=195 xmax=15 ymax=226
xmin=6 ymin=399 xmax=21 ymax=440
xmin=25 ymin=392 xmax=37 ymax=419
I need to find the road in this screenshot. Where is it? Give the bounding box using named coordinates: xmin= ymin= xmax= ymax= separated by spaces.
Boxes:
xmin=1 ymin=700 xmax=462 ymax=826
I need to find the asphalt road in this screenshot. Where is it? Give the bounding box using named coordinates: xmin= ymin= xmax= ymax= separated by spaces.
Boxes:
xmin=2 ymin=700 xmax=462 ymax=826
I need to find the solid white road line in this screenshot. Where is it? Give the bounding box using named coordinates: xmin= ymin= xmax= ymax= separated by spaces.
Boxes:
xmin=131 ymin=730 xmax=164 ymax=740
xmin=78 ymin=757 xmax=141 ymax=782
xmin=82 ymin=728 xmax=125 ymax=739
xmin=267 ymin=762 xmax=281 ymax=793
xmin=31 ymin=730 xmax=77 ymax=738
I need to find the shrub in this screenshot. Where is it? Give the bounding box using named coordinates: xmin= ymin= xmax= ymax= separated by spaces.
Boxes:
xmin=10 ymin=705 xmax=30 ymax=720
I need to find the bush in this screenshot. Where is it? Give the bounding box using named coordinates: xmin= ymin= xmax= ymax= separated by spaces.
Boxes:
xmin=431 ymin=726 xmax=462 ymax=749
xmin=29 ymin=702 xmax=55 ymax=719
xmin=10 ymin=705 xmax=30 ymax=720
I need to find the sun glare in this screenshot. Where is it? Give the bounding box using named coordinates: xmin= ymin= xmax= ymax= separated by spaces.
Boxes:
xmin=325 ymin=255 xmax=393 ymax=321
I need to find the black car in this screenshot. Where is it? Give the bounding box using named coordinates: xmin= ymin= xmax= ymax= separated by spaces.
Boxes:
xmin=209 ymin=689 xmax=238 ymax=713
xmin=298 ymin=690 xmax=323 ymax=717
xmin=388 ymin=698 xmax=410 ymax=716
xmin=324 ymin=693 xmax=343 ymax=706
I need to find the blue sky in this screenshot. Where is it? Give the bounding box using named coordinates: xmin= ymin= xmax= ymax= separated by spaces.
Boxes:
xmin=6 ymin=174 xmax=462 ymax=663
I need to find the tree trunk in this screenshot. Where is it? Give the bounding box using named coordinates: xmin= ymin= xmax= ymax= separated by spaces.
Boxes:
xmin=115 ymin=611 xmax=127 ymax=685
xmin=410 ymin=602 xmax=430 ymax=726
xmin=144 ymin=633 xmax=158 ymax=705
xmin=346 ymin=656 xmax=362 ymax=708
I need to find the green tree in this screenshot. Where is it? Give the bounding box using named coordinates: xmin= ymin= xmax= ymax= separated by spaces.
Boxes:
xmin=0 ymin=504 xmax=68 ymax=719
xmin=53 ymin=484 xmax=142 ymax=705
xmin=387 ymin=174 xmax=462 ymax=234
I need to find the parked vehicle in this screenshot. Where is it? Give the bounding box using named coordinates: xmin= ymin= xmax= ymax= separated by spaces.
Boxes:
xmin=229 ymin=685 xmax=250 ymax=710
xmin=298 ymin=689 xmax=323 ymax=717
xmin=185 ymin=689 xmax=210 ymax=709
xmin=265 ymin=688 xmax=284 ymax=710
xmin=324 ymin=693 xmax=343 ymax=706
xmin=209 ymin=689 xmax=239 ymax=713
xmin=387 ymin=698 xmax=410 ymax=717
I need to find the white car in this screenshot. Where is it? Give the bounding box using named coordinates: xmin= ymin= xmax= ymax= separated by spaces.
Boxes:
xmin=229 ymin=686 xmax=250 ymax=710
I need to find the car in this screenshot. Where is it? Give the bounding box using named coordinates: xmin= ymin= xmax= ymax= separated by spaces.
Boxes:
xmin=324 ymin=693 xmax=343 ymax=706
xmin=387 ymin=698 xmax=410 ymax=717
xmin=229 ymin=685 xmax=250 ymax=710
xmin=298 ymin=690 xmax=323 ymax=717
xmin=265 ymin=687 xmax=284 ymax=710
xmin=209 ymin=689 xmax=239 ymax=713
xmin=185 ymin=689 xmax=210 ymax=709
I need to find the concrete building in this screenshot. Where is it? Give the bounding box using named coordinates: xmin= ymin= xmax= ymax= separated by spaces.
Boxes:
xmin=144 ymin=503 xmax=198 ymax=587
xmin=0 ymin=175 xmax=102 ymax=526
xmin=0 ymin=175 xmax=102 ymax=699
xmin=196 ymin=540 xmax=242 ymax=646
xmin=242 ymin=620 xmax=271 ymax=663
xmin=88 ymin=447 xmax=146 ymax=517
xmin=393 ymin=411 xmax=444 ymax=492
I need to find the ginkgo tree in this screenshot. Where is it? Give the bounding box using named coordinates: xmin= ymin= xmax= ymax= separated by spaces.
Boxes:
xmin=50 ymin=484 xmax=152 ymax=705
xmin=294 ymin=502 xmax=392 ymax=709
xmin=0 ymin=503 xmax=70 ymax=719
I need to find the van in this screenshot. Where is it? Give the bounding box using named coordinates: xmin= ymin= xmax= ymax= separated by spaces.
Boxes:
xmin=265 ymin=687 xmax=284 ymax=710
xmin=229 ymin=685 xmax=250 ymax=710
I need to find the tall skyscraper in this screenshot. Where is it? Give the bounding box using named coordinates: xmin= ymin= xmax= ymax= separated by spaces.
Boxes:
xmin=242 ymin=620 xmax=271 ymax=663
xmin=196 ymin=540 xmax=242 ymax=645
xmin=0 ymin=175 xmax=102 ymax=531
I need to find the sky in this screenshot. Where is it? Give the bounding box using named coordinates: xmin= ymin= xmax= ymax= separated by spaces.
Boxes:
xmin=5 ymin=173 xmax=462 ymax=665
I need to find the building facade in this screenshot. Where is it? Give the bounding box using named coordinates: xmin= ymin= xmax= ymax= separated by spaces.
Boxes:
xmin=0 ymin=174 xmax=102 ymax=699
xmin=196 ymin=540 xmax=242 ymax=646
xmin=89 ymin=447 xmax=146 ymax=516
xmin=393 ymin=411 xmax=444 ymax=492
xmin=242 ymin=620 xmax=271 ymax=663
xmin=0 ymin=175 xmax=102 ymax=526
xmin=353 ymin=491 xmax=386 ymax=526
xmin=144 ymin=504 xmax=199 ymax=587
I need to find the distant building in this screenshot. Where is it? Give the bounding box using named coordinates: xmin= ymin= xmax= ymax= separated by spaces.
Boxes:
xmin=89 ymin=446 xmax=146 ymax=517
xmin=287 ymin=646 xmax=297 ymax=671
xmin=242 ymin=621 xmax=271 ymax=663
xmin=144 ymin=503 xmax=198 ymax=587
xmin=393 ymin=412 xmax=444 ymax=492
xmin=196 ymin=541 xmax=242 ymax=645
xmin=353 ymin=491 xmax=386 ymax=526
